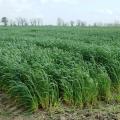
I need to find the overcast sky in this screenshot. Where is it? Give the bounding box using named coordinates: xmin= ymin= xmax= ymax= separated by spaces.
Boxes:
xmin=0 ymin=0 xmax=120 ymax=25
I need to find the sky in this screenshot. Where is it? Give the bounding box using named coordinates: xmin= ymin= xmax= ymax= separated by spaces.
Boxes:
xmin=0 ymin=0 xmax=120 ymax=25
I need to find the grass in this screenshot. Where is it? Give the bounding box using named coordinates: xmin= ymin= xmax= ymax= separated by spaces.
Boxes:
xmin=0 ymin=26 xmax=120 ymax=112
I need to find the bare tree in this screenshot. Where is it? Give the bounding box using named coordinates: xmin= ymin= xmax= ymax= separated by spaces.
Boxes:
xmin=76 ymin=20 xmax=81 ymax=26
xmin=93 ymin=22 xmax=103 ymax=27
xmin=63 ymin=22 xmax=69 ymax=26
xmin=57 ymin=18 xmax=64 ymax=26
xmin=16 ymin=18 xmax=21 ymax=26
xmin=114 ymin=20 xmax=120 ymax=26
xmin=70 ymin=20 xmax=75 ymax=26
xmin=24 ymin=19 xmax=28 ymax=26
xmin=30 ymin=19 xmax=37 ymax=26
xmin=81 ymin=21 xmax=86 ymax=27
xmin=93 ymin=22 xmax=97 ymax=27
xmin=16 ymin=17 xmax=28 ymax=26
xmin=30 ymin=19 xmax=34 ymax=26
xmin=36 ymin=18 xmax=43 ymax=26
xmin=1 ymin=17 xmax=8 ymax=26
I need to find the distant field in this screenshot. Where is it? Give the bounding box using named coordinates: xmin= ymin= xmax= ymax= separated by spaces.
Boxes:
xmin=1 ymin=26 xmax=120 ymax=112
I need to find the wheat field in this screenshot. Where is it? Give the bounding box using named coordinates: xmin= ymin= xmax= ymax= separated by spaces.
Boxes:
xmin=0 ymin=26 xmax=120 ymax=112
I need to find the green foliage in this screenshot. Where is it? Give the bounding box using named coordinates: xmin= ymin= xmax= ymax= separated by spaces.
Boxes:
xmin=0 ymin=26 xmax=120 ymax=112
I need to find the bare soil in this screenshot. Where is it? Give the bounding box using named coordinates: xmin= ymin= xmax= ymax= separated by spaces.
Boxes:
xmin=1 ymin=93 xmax=120 ymax=120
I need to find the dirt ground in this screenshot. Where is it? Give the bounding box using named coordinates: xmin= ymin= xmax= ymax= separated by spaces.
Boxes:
xmin=1 ymin=93 xmax=120 ymax=120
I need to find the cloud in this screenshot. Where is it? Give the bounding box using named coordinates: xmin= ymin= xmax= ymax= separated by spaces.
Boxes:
xmin=106 ymin=9 xmax=113 ymax=15
xmin=40 ymin=0 xmax=49 ymax=4
xmin=0 ymin=0 xmax=120 ymax=24
xmin=97 ymin=9 xmax=113 ymax=15
xmin=0 ymin=0 xmax=43 ymax=18
xmin=0 ymin=0 xmax=32 ymax=12
xmin=40 ymin=0 xmax=79 ymax=5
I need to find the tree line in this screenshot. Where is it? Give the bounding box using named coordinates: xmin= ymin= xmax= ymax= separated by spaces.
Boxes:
xmin=1 ymin=17 xmax=120 ymax=27
xmin=1 ymin=17 xmax=43 ymax=26
xmin=0 ymin=17 xmax=86 ymax=27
